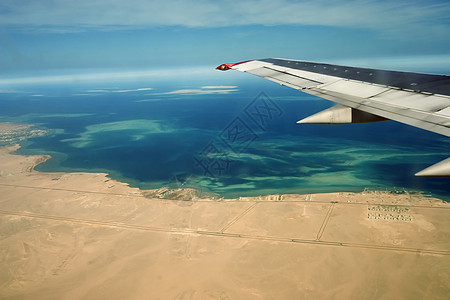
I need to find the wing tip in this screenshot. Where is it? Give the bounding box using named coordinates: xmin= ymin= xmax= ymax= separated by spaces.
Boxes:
xmin=216 ymin=60 xmax=253 ymax=71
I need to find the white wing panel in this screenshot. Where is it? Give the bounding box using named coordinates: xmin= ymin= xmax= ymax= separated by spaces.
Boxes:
xmin=436 ymin=106 xmax=450 ymax=117
xmin=320 ymin=80 xmax=389 ymax=98
xmin=271 ymin=67 xmax=341 ymax=85
xmin=247 ymin=67 xmax=283 ymax=77
xmin=226 ymin=58 xmax=450 ymax=137
xmin=303 ymin=88 xmax=450 ymax=137
xmin=370 ymin=90 xmax=450 ymax=112
xmin=232 ymin=60 xmax=270 ymax=72
xmin=269 ymin=73 xmax=321 ymax=88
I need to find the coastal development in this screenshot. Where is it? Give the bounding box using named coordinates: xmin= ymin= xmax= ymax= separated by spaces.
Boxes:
xmin=0 ymin=122 xmax=47 ymax=146
xmin=1 ymin=137 xmax=449 ymax=298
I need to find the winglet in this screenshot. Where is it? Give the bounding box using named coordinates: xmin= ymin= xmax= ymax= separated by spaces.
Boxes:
xmin=216 ymin=60 xmax=252 ymax=71
xmin=415 ymin=157 xmax=450 ymax=177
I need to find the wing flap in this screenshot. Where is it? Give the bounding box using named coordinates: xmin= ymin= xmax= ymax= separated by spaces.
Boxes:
xmin=246 ymin=67 xmax=282 ymax=77
xmin=269 ymin=73 xmax=322 ymax=88
xmin=305 ymin=88 xmax=450 ymax=136
xmin=436 ymin=107 xmax=450 ymax=117
xmin=227 ymin=58 xmax=450 ymax=137
xmin=370 ymin=91 xmax=450 ymax=112
xmin=232 ymin=60 xmax=270 ymax=72
xmin=319 ymin=80 xmax=389 ymax=98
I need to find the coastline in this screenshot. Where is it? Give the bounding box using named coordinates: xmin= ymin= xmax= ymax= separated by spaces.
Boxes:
xmin=1 ymin=144 xmax=449 ymax=298
xmin=3 ymin=120 xmax=449 ymax=201
xmin=1 ymin=143 xmax=447 ymax=204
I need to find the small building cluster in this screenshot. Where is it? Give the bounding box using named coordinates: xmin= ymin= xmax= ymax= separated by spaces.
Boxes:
xmin=367 ymin=213 xmax=413 ymax=221
xmin=367 ymin=205 xmax=412 ymax=221
xmin=367 ymin=205 xmax=409 ymax=213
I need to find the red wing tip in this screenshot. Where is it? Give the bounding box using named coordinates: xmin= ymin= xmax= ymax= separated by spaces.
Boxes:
xmin=216 ymin=60 xmax=252 ymax=71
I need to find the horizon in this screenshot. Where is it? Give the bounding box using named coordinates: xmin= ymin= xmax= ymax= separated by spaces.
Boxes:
xmin=1 ymin=1 xmax=450 ymax=75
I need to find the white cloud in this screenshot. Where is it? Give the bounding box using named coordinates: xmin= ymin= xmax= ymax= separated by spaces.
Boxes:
xmin=201 ymin=86 xmax=237 ymax=89
xmin=85 ymin=89 xmax=110 ymax=93
xmin=163 ymin=88 xmax=238 ymax=95
xmin=82 ymin=88 xmax=153 ymax=94
xmin=1 ymin=0 xmax=449 ymax=38
xmin=85 ymin=88 xmax=153 ymax=93
xmin=114 ymin=88 xmax=153 ymax=93
xmin=0 ymin=67 xmax=213 ymax=85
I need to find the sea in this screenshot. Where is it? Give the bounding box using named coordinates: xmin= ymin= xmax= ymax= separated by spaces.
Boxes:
xmin=1 ymin=67 xmax=449 ymax=199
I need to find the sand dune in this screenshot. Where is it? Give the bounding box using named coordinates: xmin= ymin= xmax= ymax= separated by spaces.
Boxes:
xmin=0 ymin=145 xmax=449 ymax=299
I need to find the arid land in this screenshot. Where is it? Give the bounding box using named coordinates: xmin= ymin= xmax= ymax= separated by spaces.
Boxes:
xmin=0 ymin=143 xmax=449 ymax=299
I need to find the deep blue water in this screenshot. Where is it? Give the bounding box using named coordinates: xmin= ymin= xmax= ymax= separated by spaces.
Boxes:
xmin=1 ymin=70 xmax=449 ymax=199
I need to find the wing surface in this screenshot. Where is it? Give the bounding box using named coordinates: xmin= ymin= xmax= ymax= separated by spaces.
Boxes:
xmin=217 ymin=58 xmax=450 ymax=176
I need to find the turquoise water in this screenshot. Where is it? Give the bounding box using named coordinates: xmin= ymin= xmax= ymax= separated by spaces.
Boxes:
xmin=1 ymin=71 xmax=449 ymax=199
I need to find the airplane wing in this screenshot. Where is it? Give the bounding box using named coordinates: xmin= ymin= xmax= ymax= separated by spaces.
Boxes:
xmin=216 ymin=58 xmax=450 ymax=177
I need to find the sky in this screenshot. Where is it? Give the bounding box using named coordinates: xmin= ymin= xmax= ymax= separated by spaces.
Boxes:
xmin=1 ymin=0 xmax=450 ymax=81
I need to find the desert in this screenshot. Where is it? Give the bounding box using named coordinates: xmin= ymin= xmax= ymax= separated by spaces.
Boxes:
xmin=0 ymin=144 xmax=449 ymax=299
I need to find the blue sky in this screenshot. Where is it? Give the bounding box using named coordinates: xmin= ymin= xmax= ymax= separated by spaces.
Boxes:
xmin=1 ymin=0 xmax=450 ymax=79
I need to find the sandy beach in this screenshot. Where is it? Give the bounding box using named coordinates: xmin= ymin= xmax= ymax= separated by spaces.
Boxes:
xmin=1 ymin=144 xmax=449 ymax=299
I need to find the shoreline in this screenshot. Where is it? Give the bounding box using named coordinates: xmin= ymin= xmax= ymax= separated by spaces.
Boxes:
xmin=1 ymin=143 xmax=448 ymax=205
xmin=2 ymin=121 xmax=448 ymax=201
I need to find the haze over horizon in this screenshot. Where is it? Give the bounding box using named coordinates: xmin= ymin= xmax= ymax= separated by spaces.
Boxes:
xmin=1 ymin=0 xmax=450 ymax=77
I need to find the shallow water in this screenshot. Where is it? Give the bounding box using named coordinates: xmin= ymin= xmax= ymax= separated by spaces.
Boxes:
xmin=1 ymin=71 xmax=449 ymax=199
